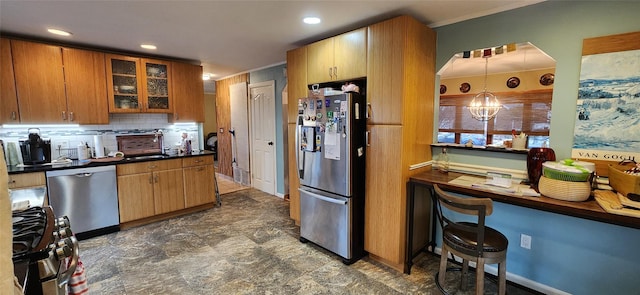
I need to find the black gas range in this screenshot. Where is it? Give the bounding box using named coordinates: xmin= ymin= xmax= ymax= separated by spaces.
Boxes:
xmin=12 ymin=206 xmax=79 ymax=295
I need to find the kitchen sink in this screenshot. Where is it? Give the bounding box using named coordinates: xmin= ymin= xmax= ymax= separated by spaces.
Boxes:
xmin=125 ymin=154 xmax=171 ymax=161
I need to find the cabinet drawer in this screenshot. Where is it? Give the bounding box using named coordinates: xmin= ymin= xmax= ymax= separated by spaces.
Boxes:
xmin=8 ymin=172 xmax=46 ymax=189
xmin=182 ymin=155 xmax=214 ymax=167
xmin=117 ymin=158 xmax=182 ymax=175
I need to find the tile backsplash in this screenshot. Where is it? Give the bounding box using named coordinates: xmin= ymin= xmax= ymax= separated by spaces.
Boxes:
xmin=1 ymin=113 xmax=201 ymax=162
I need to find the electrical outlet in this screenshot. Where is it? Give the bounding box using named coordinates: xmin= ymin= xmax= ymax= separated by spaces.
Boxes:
xmin=520 ymin=234 xmax=532 ymax=249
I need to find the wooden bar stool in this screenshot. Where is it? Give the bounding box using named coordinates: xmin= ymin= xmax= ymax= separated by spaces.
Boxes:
xmin=433 ymin=184 xmax=508 ymax=295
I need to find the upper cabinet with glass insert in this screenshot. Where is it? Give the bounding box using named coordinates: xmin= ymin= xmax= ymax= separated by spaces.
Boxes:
xmin=106 ymin=54 xmax=172 ymax=113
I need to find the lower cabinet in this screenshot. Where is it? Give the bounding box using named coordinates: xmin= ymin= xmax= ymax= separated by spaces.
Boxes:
xmin=116 ymin=155 xmax=216 ymax=224
xmin=153 ymin=168 xmax=185 ymax=214
xmin=117 ymin=173 xmax=156 ymax=222
xmin=8 ymin=172 xmax=46 ymax=189
xmin=116 ymin=159 xmax=184 ymax=223
xmin=183 ymin=155 xmax=216 ymax=207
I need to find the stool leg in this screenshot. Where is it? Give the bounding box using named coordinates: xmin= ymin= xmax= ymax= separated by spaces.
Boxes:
xmin=438 ymin=245 xmax=449 ymax=287
xmin=461 ymin=259 xmax=469 ymax=290
xmin=498 ymin=260 xmax=507 ymax=295
xmin=475 ymin=258 xmax=485 ymax=295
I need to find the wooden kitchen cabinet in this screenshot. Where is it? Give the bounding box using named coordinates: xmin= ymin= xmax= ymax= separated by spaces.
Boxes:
xmin=153 ymin=168 xmax=185 ymax=214
xmin=10 ymin=40 xmax=67 ymax=123
xmin=106 ymin=54 xmax=173 ymax=113
xmin=306 ymin=28 xmax=366 ymax=84
xmin=286 ymin=46 xmax=307 ymax=124
xmin=170 ymin=62 xmax=205 ymax=122
xmin=285 ymin=46 xmax=307 ymax=223
xmin=8 ymin=172 xmax=46 ymax=189
xmin=117 ymin=173 xmax=156 ymax=222
xmin=116 ymin=159 xmax=184 ymax=222
xmin=62 ymin=48 xmax=109 ymax=124
xmin=364 ymin=125 xmax=404 ymax=263
xmin=0 ymin=38 xmax=19 ymax=123
xmin=183 ymin=155 xmax=216 ymax=207
xmin=364 ymin=15 xmax=436 ymax=270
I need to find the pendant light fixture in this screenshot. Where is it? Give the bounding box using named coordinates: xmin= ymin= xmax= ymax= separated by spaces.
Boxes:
xmin=468 ymin=57 xmax=501 ymax=121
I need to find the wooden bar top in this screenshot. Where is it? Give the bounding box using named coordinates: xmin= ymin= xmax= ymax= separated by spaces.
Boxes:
xmin=410 ymin=169 xmax=640 ymax=230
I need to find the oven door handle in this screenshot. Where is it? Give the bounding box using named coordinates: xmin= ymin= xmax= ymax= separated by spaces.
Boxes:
xmin=58 ymin=236 xmax=79 ymax=288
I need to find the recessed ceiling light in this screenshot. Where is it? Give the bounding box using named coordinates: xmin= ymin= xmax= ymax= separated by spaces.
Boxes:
xmin=140 ymin=44 xmax=157 ymax=50
xmin=303 ymin=17 xmax=321 ymax=25
xmin=47 ymin=28 xmax=72 ymax=36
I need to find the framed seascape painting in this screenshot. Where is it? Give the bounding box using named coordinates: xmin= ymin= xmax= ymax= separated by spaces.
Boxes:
xmin=572 ymin=32 xmax=640 ymax=164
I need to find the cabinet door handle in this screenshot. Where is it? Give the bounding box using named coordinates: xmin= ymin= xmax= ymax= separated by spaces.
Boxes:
xmin=175 ymin=113 xmax=179 ymax=120
xmin=195 ymin=159 xmax=203 ymax=163
xmin=154 ymin=175 xmax=158 ymax=183
xmin=148 ymin=164 xmax=157 ymax=169
xmin=366 ymin=131 xmax=371 ymax=147
xmin=69 ymin=112 xmax=74 ymax=122
xmin=328 ymin=67 xmax=333 ymax=79
xmin=61 ymin=111 xmax=66 ymax=120
xmin=333 ymin=66 xmax=337 ymax=80
xmin=196 ymin=167 xmax=205 ymax=172
xmin=11 ymin=111 xmax=16 ymax=121
xmin=148 ymin=176 xmax=153 ymax=184
xmin=366 ymin=103 xmax=372 ymax=119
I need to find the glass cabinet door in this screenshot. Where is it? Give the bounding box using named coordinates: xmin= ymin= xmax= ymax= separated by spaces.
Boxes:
xmin=143 ymin=59 xmax=172 ymax=113
xmin=106 ymin=55 xmax=142 ymax=112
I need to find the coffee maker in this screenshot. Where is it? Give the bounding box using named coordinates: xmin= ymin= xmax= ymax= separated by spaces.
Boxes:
xmin=19 ymin=128 xmax=51 ymax=165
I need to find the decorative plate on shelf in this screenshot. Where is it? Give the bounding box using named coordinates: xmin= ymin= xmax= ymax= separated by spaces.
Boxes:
xmin=459 ymin=82 xmax=471 ymax=93
xmin=540 ymin=73 xmax=555 ymax=86
xmin=440 ymin=84 xmax=447 ymax=94
xmin=506 ymin=76 xmax=520 ymax=88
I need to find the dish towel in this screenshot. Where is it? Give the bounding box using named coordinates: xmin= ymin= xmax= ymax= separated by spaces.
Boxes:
xmin=67 ymin=258 xmax=88 ymax=295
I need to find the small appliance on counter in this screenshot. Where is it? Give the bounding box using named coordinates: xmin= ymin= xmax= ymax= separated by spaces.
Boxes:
xmin=19 ymin=128 xmax=51 ymax=165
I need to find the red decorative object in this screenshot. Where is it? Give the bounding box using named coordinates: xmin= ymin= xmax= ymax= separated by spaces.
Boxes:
xmin=527 ymin=147 xmax=556 ymax=190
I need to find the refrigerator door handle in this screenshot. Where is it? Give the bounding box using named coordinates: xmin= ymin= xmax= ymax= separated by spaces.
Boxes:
xmin=365 ymin=131 xmax=371 ymax=147
xmin=303 ymin=189 xmax=348 ymax=205
xmin=295 ymin=120 xmax=303 ymax=179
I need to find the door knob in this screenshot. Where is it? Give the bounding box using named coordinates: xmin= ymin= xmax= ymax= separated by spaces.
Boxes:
xmin=268 ymin=141 xmax=274 ymax=146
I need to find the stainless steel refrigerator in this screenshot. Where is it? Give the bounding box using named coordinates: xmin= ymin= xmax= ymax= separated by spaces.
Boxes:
xmin=296 ymin=90 xmax=366 ymax=264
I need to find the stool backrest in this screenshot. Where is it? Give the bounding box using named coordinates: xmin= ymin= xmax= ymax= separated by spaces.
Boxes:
xmin=433 ymin=184 xmax=493 ymax=257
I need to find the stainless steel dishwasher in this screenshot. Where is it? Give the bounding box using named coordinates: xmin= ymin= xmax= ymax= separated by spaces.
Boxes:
xmin=46 ymin=165 xmax=119 ymax=239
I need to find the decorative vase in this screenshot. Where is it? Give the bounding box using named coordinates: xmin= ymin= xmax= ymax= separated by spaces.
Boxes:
xmin=527 ymin=147 xmax=556 ymax=189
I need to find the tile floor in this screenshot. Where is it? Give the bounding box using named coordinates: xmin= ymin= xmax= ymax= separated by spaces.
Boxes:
xmin=79 ymin=187 xmax=540 ymax=294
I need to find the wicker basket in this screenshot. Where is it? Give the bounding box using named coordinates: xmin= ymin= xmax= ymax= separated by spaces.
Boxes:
xmin=538 ymin=176 xmax=591 ymax=202
xmin=608 ymin=162 xmax=640 ymax=197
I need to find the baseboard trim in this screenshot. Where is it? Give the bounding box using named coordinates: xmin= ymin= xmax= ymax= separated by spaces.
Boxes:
xmin=433 ymin=247 xmax=570 ymax=295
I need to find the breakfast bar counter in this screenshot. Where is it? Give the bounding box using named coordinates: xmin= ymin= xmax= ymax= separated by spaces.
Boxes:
xmin=404 ymin=168 xmax=640 ymax=274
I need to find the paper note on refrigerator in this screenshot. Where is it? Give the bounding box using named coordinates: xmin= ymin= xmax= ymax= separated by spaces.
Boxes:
xmin=324 ymin=130 xmax=340 ymax=160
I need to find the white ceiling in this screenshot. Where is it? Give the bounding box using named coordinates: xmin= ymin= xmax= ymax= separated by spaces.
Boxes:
xmin=0 ymin=0 xmax=546 ymax=84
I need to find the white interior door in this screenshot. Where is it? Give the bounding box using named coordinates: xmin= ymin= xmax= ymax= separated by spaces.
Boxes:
xmin=249 ymin=81 xmax=276 ymax=195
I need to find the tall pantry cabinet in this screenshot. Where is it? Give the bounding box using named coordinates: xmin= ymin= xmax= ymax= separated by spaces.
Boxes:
xmin=364 ymin=16 xmax=436 ymax=269
xmin=286 ymin=46 xmax=307 ymax=223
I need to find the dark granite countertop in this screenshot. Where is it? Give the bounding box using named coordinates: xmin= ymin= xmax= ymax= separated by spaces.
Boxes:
xmin=7 ymin=150 xmax=215 ymax=174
